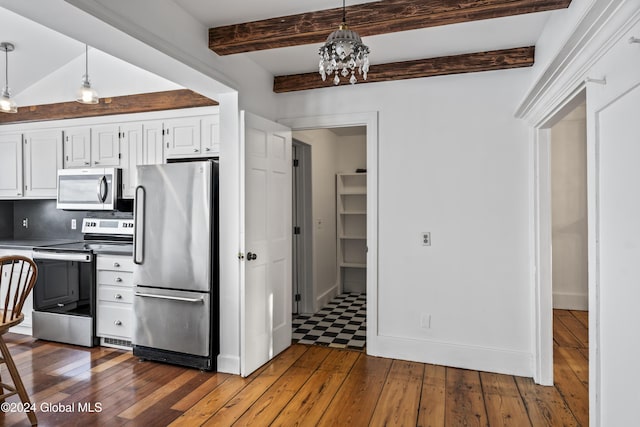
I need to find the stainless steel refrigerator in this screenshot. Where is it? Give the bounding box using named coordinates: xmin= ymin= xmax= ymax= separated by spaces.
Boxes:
xmin=132 ymin=160 xmax=219 ymax=370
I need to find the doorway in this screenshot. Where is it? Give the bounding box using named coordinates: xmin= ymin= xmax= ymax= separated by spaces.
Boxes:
xmin=290 ymin=126 xmax=367 ymax=350
xmin=549 ymin=101 xmax=589 ymax=425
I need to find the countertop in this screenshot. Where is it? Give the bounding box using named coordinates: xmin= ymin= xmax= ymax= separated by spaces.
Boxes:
xmin=0 ymin=239 xmax=134 ymax=256
xmin=0 ymin=238 xmax=79 ymax=250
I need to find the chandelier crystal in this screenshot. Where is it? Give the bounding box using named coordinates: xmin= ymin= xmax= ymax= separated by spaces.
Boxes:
xmin=319 ymin=1 xmax=370 ymax=85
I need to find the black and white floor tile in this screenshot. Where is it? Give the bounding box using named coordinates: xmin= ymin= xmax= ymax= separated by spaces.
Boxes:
xmin=292 ymin=292 xmax=366 ymax=351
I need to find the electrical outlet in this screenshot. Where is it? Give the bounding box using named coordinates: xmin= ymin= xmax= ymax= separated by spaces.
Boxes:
xmin=420 ymin=313 xmax=431 ymax=329
xmin=21 ymin=218 xmax=28 ymax=229
xmin=421 ymin=232 xmax=431 ymax=246
xmin=71 ymin=219 xmax=77 ymax=230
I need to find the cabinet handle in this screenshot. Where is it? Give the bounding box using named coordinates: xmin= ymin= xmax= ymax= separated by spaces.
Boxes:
xmin=115 ymin=277 xmax=123 ymax=283
xmin=84 ymin=161 xmax=90 ymax=165
xmin=205 ymin=147 xmax=211 ymax=152
xmin=115 ymin=293 xmax=122 ymax=299
xmin=94 ymin=161 xmax=100 ymax=165
xmin=114 ymin=320 xmax=122 ymax=326
xmin=113 ymin=262 xmax=120 ymax=267
xmin=194 ymin=149 xmax=199 ymax=153
xmin=17 ymin=192 xmax=21 ymax=196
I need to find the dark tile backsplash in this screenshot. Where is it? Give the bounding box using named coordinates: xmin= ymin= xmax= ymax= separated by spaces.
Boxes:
xmin=5 ymin=200 xmax=133 ymax=240
xmin=0 ymin=201 xmax=13 ymax=239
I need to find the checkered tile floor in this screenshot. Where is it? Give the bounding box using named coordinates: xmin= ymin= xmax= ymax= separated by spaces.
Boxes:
xmin=292 ymin=292 xmax=366 ymax=351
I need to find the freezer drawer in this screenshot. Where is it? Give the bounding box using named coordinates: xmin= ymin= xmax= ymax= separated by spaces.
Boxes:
xmin=133 ymin=287 xmax=210 ymax=357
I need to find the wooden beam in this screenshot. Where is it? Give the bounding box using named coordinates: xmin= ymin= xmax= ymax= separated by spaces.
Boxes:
xmin=273 ymin=46 xmax=534 ymax=93
xmin=0 ymin=89 xmax=218 ymax=125
xmin=209 ymin=0 xmax=570 ymax=55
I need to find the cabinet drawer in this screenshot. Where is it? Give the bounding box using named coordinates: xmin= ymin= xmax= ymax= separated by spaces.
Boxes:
xmin=97 ymin=255 xmax=134 ymax=272
xmin=98 ymin=285 xmax=133 ymax=304
xmin=97 ymin=303 xmax=132 ymax=339
xmin=97 ymin=270 xmax=133 ymax=287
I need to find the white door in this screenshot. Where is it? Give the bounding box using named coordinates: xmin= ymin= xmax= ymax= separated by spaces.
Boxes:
xmin=164 ymin=117 xmax=202 ymax=158
xmin=63 ymin=127 xmax=91 ymax=168
xmin=120 ymin=123 xmax=143 ymax=198
xmin=587 ymin=25 xmax=640 ymax=426
xmin=240 ymin=111 xmax=292 ymax=377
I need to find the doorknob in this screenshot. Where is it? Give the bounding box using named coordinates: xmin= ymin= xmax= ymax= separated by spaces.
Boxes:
xmin=247 ymin=252 xmax=257 ymax=261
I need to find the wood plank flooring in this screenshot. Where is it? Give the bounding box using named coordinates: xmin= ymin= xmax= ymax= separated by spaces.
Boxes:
xmin=0 ymin=309 xmax=588 ymax=426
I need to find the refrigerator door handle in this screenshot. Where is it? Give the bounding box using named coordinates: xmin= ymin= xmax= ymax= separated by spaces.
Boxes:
xmin=134 ymin=292 xmax=204 ymax=303
xmin=134 ymin=185 xmax=145 ymax=265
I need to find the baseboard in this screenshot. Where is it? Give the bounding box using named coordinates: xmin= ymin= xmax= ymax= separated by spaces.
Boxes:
xmin=553 ymin=292 xmax=588 ymax=310
xmin=217 ymin=354 xmax=240 ymax=375
xmin=368 ymin=335 xmax=533 ymax=378
xmin=10 ymin=324 xmax=32 ymax=336
xmin=315 ymin=284 xmax=339 ymax=312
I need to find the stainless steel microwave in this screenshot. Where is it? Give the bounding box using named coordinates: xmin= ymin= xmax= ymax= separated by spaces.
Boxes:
xmin=57 ymin=168 xmax=122 ymax=210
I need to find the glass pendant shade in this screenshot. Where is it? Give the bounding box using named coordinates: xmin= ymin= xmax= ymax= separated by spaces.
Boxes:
xmin=0 ymin=42 xmax=16 ymax=113
xmin=0 ymin=88 xmax=17 ymax=113
xmin=318 ymin=1 xmax=370 ymax=86
xmin=76 ymin=77 xmax=99 ymax=104
xmin=76 ymin=45 xmax=99 ymax=104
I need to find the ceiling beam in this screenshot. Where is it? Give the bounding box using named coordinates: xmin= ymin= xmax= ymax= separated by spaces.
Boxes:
xmin=273 ymin=46 xmax=534 ymax=93
xmin=209 ymin=0 xmax=571 ymax=55
xmin=0 ymin=90 xmax=217 ymax=125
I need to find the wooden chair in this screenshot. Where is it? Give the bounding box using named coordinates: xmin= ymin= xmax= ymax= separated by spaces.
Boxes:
xmin=0 ymin=255 xmax=38 ymax=426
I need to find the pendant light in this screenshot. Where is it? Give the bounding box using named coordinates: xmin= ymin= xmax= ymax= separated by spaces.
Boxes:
xmin=318 ymin=0 xmax=370 ymax=85
xmin=0 ymin=42 xmax=17 ymax=114
xmin=76 ymin=44 xmax=99 ymax=104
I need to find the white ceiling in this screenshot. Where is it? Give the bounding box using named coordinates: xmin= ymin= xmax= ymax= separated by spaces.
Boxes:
xmin=0 ymin=1 xmax=559 ymax=99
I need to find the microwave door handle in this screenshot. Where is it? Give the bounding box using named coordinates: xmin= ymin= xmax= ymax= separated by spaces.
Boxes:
xmin=98 ymin=175 xmax=108 ymax=203
xmin=134 ymin=185 xmax=145 ymax=265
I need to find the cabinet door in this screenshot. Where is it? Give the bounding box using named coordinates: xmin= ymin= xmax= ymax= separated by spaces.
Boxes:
xmin=63 ymin=127 xmax=91 ymax=168
xmin=164 ymin=117 xmax=201 ymax=158
xmin=142 ymin=120 xmax=164 ymax=164
xmin=91 ymin=124 xmax=121 ymax=167
xmin=120 ymin=123 xmax=143 ymax=198
xmin=23 ymin=130 xmax=63 ymax=198
xmin=0 ymin=133 xmax=23 ymax=198
xmin=202 ymin=115 xmax=220 ymax=156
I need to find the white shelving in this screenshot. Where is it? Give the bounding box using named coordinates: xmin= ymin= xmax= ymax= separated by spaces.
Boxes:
xmin=336 ymin=173 xmax=367 ymax=292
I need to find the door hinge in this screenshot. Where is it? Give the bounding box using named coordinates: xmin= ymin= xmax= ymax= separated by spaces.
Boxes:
xmin=293 ymin=226 xmax=301 ymax=235
xmin=294 ymin=294 xmax=301 ymax=302
xmin=293 ymin=159 xmax=299 ymax=167
xmin=118 ymin=153 xmax=122 ymax=159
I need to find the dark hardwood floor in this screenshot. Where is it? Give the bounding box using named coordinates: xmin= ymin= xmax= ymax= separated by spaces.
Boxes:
xmin=0 ymin=309 xmax=588 ymax=426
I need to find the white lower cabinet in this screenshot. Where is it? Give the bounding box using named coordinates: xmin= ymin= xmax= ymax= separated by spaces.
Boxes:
xmin=96 ymin=254 xmax=134 ymax=348
xmin=0 ymin=249 xmax=34 ymax=335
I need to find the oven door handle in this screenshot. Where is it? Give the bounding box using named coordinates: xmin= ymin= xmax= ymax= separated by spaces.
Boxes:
xmin=32 ymin=252 xmax=92 ymax=263
xmin=134 ymin=185 xmax=145 ymax=265
xmin=134 ymin=292 xmax=204 ymax=303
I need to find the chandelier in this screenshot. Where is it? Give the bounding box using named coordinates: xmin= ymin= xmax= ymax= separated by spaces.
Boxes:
xmin=319 ymin=0 xmax=370 ymax=85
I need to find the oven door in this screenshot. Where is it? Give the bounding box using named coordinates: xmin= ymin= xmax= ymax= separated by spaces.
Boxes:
xmin=31 ymin=251 xmax=93 ymax=314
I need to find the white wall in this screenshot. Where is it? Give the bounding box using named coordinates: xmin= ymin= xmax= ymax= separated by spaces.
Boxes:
xmin=551 ymin=104 xmax=588 ymax=310
xmin=337 ymin=133 xmax=367 ymax=173
xmin=279 ymin=68 xmax=533 ymax=375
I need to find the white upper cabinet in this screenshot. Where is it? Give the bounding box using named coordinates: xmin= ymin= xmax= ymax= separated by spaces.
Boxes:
xmin=63 ymin=127 xmax=92 ymax=168
xmin=23 ymin=130 xmax=63 ymax=198
xmin=164 ymin=117 xmax=202 ymax=158
xmin=142 ymin=120 xmax=164 ymax=165
xmin=0 ymin=133 xmax=23 ymax=198
xmin=119 ymin=123 xmax=143 ymax=198
xmin=201 ymin=115 xmax=220 ymax=156
xmin=91 ymin=124 xmax=121 ymax=167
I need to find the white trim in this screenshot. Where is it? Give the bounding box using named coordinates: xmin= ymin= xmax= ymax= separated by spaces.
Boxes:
xmin=375 ymin=335 xmax=533 ymax=377
xmin=316 ymin=284 xmax=339 ymax=311
xmin=216 ymin=354 xmax=240 ymax=375
xmin=278 ymin=112 xmax=380 ymax=355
